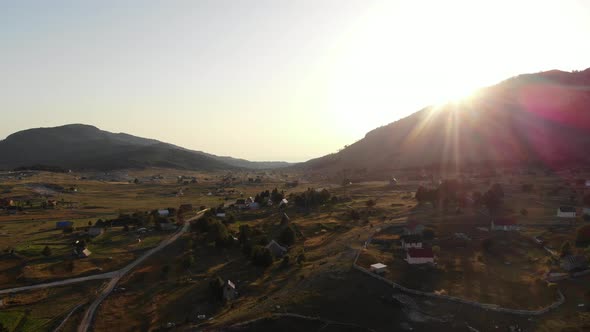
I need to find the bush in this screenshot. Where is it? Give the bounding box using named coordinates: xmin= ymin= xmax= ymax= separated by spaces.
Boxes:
xmin=422 ymin=228 xmax=435 ymax=240
xmin=42 ymin=245 xmax=52 ymax=257
xmin=521 ymin=208 xmax=528 ymax=216
xmin=251 ymin=245 xmax=273 ymax=267
xmin=279 ymin=226 xmax=296 ymax=246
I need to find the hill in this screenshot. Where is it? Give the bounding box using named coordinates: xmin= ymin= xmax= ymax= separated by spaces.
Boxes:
xmin=0 ymin=124 xmax=291 ymax=171
xmin=304 ymin=68 xmax=590 ymax=174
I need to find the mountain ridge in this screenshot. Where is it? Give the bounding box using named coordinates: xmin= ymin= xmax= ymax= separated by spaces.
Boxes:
xmin=0 ymin=124 xmax=291 ymax=171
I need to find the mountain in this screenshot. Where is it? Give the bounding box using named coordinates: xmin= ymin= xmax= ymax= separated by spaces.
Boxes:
xmin=0 ymin=124 xmax=291 ymax=171
xmin=304 ymin=68 xmax=590 ymax=174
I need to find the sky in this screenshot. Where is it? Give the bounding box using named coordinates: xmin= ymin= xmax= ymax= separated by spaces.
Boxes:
xmin=1 ymin=0 xmax=590 ymax=162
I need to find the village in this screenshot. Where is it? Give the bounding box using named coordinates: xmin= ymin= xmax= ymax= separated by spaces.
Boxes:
xmin=0 ymin=167 xmax=589 ymax=331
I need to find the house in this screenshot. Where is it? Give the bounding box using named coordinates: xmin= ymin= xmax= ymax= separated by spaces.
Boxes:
xmin=223 ymin=280 xmax=237 ymax=301
xmin=557 ymin=206 xmax=576 ymax=218
xmin=491 ymin=217 xmax=518 ymax=231
xmin=583 ymin=207 xmax=590 ymax=216
xmin=370 ymin=263 xmax=387 ymax=274
xmin=279 ymin=198 xmax=288 ymax=208
xmin=46 ymin=199 xmax=57 ymax=208
xmin=561 ymin=255 xmax=588 ymax=272
xmin=158 ymin=209 xmax=170 ymax=217
xmin=403 ymin=222 xmax=424 ymax=235
xmin=246 ymin=197 xmax=255 ymax=204
xmin=406 ymin=248 xmax=435 ymax=265
xmin=401 ymin=234 xmax=422 ymax=249
xmin=56 ymin=221 xmax=74 ymax=229
xmin=545 ymin=271 xmax=569 ymax=282
xmin=248 ymin=202 xmax=260 ymax=210
xmin=75 ymin=248 xmax=92 ymax=258
xmin=160 ymin=222 xmax=177 ymax=231
xmin=87 ymin=227 xmax=105 ymax=237
xmin=267 ymin=198 xmax=274 ymax=206
xmin=235 ymin=199 xmax=247 ymax=209
xmin=265 ymin=240 xmax=287 ymax=258
xmin=216 ymin=212 xmax=226 ymax=218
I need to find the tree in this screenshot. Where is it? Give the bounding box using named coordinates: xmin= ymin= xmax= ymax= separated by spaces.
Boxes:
xmin=42 ymin=245 xmax=52 ymax=257
xmin=422 ymin=228 xmax=435 ymax=240
xmin=88 ymin=220 xmax=93 ymax=226
xmin=576 ymin=225 xmax=590 ymax=247
xmin=560 ymin=241 xmax=573 ymax=257
xmin=133 ymin=178 xmax=139 ymax=184
xmin=520 ymin=208 xmax=528 ymax=216
xmin=183 ymin=255 xmax=195 ymax=269
xmin=0 ymin=322 xmax=9 ymax=332
xmin=350 ymin=209 xmax=360 ymax=221
xmin=161 ymin=265 xmax=170 ymax=278
xmin=280 ymin=255 xmax=290 ymax=269
xmin=238 ymin=225 xmax=251 ymax=245
xmin=279 ymin=226 xmax=296 ymax=246
xmin=365 ymin=199 xmax=376 ymax=209
xmin=297 ymin=253 xmax=306 ymax=265
xmin=209 ymin=276 xmax=224 ymax=301
xmin=251 ymin=245 xmax=273 ymax=267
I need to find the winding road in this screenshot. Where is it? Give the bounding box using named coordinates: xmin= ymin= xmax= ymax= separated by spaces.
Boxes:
xmin=0 ymin=210 xmax=205 ymax=332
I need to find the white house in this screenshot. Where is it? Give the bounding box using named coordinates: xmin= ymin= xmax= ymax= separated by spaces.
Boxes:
xmin=216 ymin=213 xmax=226 ymax=218
xmin=279 ymin=198 xmax=288 ymax=208
xmin=401 ymin=235 xmax=423 ymax=249
xmin=406 ymin=248 xmax=435 ymax=265
xmin=369 ymin=263 xmax=387 ymax=274
xmin=491 ymin=218 xmax=518 ymax=231
xmin=158 ymin=209 xmax=170 ymax=217
xmin=557 ymin=206 xmax=576 ymax=218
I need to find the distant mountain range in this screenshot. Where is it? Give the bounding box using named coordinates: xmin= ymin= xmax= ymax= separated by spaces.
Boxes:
xmin=304 ymin=68 xmax=590 ymax=174
xmin=0 ymin=124 xmax=291 ymax=171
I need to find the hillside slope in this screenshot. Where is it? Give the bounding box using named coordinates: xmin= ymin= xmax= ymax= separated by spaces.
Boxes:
xmin=304 ymin=68 xmax=590 ymax=173
xmin=0 ymin=124 xmax=289 ymax=171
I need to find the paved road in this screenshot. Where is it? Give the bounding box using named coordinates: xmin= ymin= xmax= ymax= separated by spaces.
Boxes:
xmin=77 ymin=211 xmax=204 ymax=332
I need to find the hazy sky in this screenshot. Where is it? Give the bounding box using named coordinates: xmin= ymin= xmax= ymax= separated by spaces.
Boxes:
xmin=2 ymin=0 xmax=590 ymax=162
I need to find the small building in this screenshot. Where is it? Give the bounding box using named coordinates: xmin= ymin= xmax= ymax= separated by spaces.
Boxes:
xmin=216 ymin=212 xmax=226 ymax=218
xmin=248 ymin=202 xmax=260 ymax=210
xmin=401 ymin=234 xmax=422 ymax=249
xmin=406 ymin=248 xmax=435 ymax=265
xmin=87 ymin=227 xmax=105 ymax=237
xmin=246 ymin=197 xmax=255 ymax=204
xmin=557 ymin=206 xmax=576 ymax=218
xmin=158 ymin=209 xmax=170 ymax=217
xmin=561 ymin=255 xmax=588 ymax=272
xmin=235 ymin=199 xmax=247 ymax=209
xmin=265 ymin=240 xmax=287 ymax=258
xmin=403 ymin=222 xmax=424 ymax=235
xmin=583 ymin=207 xmax=590 ymax=216
xmin=279 ymin=198 xmax=288 ymax=208
xmin=491 ymin=217 xmax=518 ymax=231
xmin=370 ymin=263 xmax=387 ymax=274
xmin=160 ymin=222 xmax=177 ymax=231
xmin=56 ymin=221 xmax=74 ymax=229
xmin=223 ymin=280 xmax=237 ymax=301
xmin=76 ymin=248 xmax=92 ymax=258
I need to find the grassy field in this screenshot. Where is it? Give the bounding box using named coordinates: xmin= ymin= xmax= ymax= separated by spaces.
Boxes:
xmin=1 ymin=169 xmax=589 ymax=331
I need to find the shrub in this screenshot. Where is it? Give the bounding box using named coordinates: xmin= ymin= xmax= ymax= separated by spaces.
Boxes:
xmin=422 ymin=228 xmax=435 ymax=240
xmin=42 ymin=245 xmax=52 ymax=257
xmin=521 ymin=208 xmax=528 ymax=216
xmin=279 ymin=226 xmax=296 ymax=246
xmin=251 ymin=245 xmax=273 ymax=267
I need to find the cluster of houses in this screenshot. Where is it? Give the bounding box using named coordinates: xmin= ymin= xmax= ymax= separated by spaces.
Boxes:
xmin=233 ymin=197 xmax=288 ymax=211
